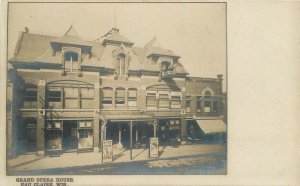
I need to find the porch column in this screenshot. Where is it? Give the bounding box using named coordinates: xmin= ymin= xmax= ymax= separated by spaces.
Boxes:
xmin=181 ymin=87 xmax=187 ymax=142
xmin=93 ymin=83 xmax=100 ymax=152
xmin=37 ymin=80 xmax=46 ymax=156
xmin=180 ymin=117 xmax=187 ymax=142
xmin=117 ymin=123 xmax=123 ymax=149
xmin=93 ymin=115 xmax=99 ymax=151
xmin=135 ymin=127 xmax=138 ymax=145
xmin=130 ymin=121 xmax=133 ymax=160
xmin=153 ymin=120 xmax=157 ymax=138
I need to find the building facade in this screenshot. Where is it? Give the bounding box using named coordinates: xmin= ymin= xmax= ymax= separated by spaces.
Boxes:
xmin=6 ymin=26 xmax=226 ymax=158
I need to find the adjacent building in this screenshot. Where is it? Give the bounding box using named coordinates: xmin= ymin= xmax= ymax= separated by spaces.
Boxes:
xmin=6 ymin=26 xmax=226 ymax=158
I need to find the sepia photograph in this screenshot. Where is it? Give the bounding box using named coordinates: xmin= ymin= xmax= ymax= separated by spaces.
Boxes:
xmin=5 ymin=2 xmax=227 ymax=176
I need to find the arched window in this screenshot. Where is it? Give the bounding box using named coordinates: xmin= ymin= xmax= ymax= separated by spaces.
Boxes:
xmin=116 ymin=53 xmax=126 ymax=75
xmin=204 ymin=90 xmax=212 ymax=96
xmin=115 ymin=87 xmax=125 ymax=108
xmin=64 ymin=51 xmax=79 ymax=72
xmin=128 ymin=88 xmax=137 ymax=108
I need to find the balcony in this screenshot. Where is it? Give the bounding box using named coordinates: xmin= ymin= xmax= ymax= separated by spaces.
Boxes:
xmin=161 ymin=69 xmax=175 ymax=79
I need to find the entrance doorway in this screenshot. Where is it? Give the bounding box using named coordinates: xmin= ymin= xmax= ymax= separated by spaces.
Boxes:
xmin=63 ymin=121 xmax=78 ymax=152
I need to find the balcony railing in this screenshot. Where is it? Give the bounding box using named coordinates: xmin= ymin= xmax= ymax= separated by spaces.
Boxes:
xmin=161 ymin=69 xmax=175 ymax=79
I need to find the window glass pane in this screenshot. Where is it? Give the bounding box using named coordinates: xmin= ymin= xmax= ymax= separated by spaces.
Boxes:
xmin=116 ymin=89 xmax=125 ymax=97
xmin=65 ymin=52 xmax=78 ymax=61
xmin=81 ymin=88 xmax=94 ymax=98
xmin=81 ymin=99 xmax=94 ymax=109
xmin=65 ymin=99 xmax=78 ymax=108
xmin=102 ymin=88 xmax=113 ymax=98
xmin=64 ymin=87 xmax=78 ymax=97
xmin=128 ymin=101 xmax=137 ymax=107
xmin=205 ymin=101 xmax=210 ymax=107
xmin=128 ymin=89 xmax=137 ymax=97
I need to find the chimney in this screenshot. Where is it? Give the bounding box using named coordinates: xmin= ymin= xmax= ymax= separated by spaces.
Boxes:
xmin=25 ymin=27 xmax=29 ymax=33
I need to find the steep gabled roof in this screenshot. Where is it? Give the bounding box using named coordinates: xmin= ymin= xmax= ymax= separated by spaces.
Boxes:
xmin=10 ymin=27 xmax=189 ymax=75
xmin=64 ymin=25 xmax=79 ymax=37
xmin=11 ymin=32 xmax=57 ymax=63
xmin=103 ymin=31 xmax=133 ymax=45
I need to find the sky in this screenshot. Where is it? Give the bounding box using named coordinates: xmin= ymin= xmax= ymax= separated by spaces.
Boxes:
xmin=8 ymin=3 xmax=226 ymax=90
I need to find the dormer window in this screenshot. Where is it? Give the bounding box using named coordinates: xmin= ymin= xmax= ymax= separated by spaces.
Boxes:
xmin=116 ymin=53 xmax=126 ymax=75
xmin=161 ymin=61 xmax=175 ymax=79
xmin=63 ymin=47 xmax=81 ymax=73
xmin=64 ymin=52 xmax=79 ymax=72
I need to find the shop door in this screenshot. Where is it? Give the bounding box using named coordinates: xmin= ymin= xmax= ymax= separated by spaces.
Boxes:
xmin=26 ymin=125 xmax=37 ymax=152
xmin=77 ymin=121 xmax=93 ymax=151
xmin=63 ymin=121 xmax=78 ymax=152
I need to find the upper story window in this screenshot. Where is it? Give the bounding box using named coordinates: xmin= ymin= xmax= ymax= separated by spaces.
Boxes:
xmin=64 ymin=87 xmax=79 ymax=109
xmin=171 ymin=93 xmax=181 ymax=109
xmin=146 ymin=92 xmax=157 ymax=109
xmin=116 ymin=53 xmax=126 ymax=75
xmin=196 ymin=96 xmax=202 ymax=112
xmin=63 ymin=47 xmax=81 ymax=73
xmin=158 ymin=93 xmax=169 ymax=109
xmin=115 ymin=87 xmax=125 ymax=108
xmin=102 ymin=87 xmax=113 ymax=108
xmin=80 ymin=87 xmax=94 ymax=109
xmin=128 ymin=88 xmax=137 ymax=108
xmin=213 ymin=101 xmax=219 ymax=113
xmin=23 ymin=85 xmax=37 ymax=109
xmin=204 ymin=90 xmax=212 ymax=113
xmin=47 ymin=87 xmax=62 ymax=108
xmin=186 ymin=96 xmax=191 ymax=113
xmin=64 ymin=52 xmax=79 ymax=72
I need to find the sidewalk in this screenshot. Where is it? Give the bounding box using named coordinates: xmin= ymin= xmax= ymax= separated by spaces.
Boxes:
xmin=7 ymin=144 xmax=226 ymax=172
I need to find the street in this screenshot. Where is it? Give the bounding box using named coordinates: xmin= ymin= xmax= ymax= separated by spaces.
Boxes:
xmin=9 ymin=152 xmax=226 ymax=175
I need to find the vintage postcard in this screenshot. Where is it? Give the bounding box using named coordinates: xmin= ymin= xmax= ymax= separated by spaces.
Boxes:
xmin=1 ymin=1 xmax=299 ymax=186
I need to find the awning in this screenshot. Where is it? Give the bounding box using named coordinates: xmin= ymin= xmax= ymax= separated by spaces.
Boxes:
xmin=196 ymin=119 xmax=226 ymax=134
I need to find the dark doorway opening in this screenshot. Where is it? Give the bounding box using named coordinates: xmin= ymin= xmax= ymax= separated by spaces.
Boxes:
xmin=63 ymin=121 xmax=78 ymax=152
